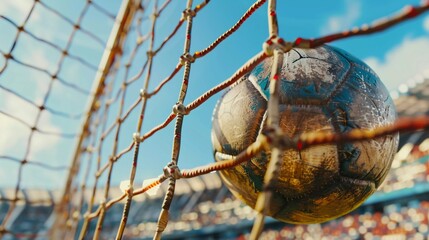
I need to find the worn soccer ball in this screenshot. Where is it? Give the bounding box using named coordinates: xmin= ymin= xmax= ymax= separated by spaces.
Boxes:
xmin=211 ymin=45 xmax=399 ymax=224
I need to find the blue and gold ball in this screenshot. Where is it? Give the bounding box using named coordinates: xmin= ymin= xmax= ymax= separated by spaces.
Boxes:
xmin=211 ymin=45 xmax=398 ymax=224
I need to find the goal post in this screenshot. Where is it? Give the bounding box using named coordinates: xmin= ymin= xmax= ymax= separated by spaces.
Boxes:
xmin=50 ymin=0 xmax=141 ymax=238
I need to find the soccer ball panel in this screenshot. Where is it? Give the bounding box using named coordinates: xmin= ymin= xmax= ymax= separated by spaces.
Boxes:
xmin=211 ymin=79 xmax=267 ymax=155
xmin=274 ymin=177 xmax=376 ymax=224
xmin=325 ymin=57 xmax=398 ymax=184
xmin=250 ymin=46 xmax=351 ymax=105
xmin=250 ymin=105 xmax=339 ymax=197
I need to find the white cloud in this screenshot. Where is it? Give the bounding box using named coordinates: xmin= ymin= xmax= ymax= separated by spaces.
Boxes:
xmin=0 ymin=1 xmax=99 ymax=189
xmin=0 ymin=44 xmax=62 ymax=160
xmin=31 ymin=48 xmax=55 ymax=74
xmin=0 ymin=113 xmax=29 ymax=157
xmin=0 ymin=87 xmax=63 ymax=189
xmin=0 ymin=93 xmax=61 ymax=160
xmin=0 ymin=0 xmax=101 ymax=52
xmin=320 ymin=0 xmax=361 ymax=35
xmin=0 ymin=0 xmax=40 ymax=22
xmin=424 ymin=15 xmax=429 ymax=33
xmin=364 ymin=37 xmax=429 ymax=91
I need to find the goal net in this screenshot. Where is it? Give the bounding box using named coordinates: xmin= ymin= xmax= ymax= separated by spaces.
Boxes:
xmin=1 ymin=0 xmax=429 ymax=239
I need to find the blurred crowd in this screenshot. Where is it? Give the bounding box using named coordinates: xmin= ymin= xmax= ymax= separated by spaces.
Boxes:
xmin=252 ymin=200 xmax=429 ymax=240
xmin=1 ymin=141 xmax=429 ymax=239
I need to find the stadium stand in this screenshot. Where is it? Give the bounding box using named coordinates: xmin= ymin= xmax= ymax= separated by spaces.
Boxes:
xmin=1 ymin=78 xmax=429 ymax=239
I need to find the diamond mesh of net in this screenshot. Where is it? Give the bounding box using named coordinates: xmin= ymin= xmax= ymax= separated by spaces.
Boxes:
xmin=0 ymin=0 xmax=116 ymax=238
xmin=0 ymin=0 xmax=429 ymax=239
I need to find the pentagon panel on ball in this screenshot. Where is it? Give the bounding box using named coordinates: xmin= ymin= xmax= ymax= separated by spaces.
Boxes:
xmin=211 ymin=45 xmax=399 ymax=224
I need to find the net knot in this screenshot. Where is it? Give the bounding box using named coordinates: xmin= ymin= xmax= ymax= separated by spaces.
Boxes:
xmin=173 ymin=103 xmax=188 ymax=115
xmin=262 ymin=36 xmax=288 ymax=56
xmin=146 ymin=51 xmax=155 ymax=58
xmin=262 ymin=126 xmax=295 ymax=150
xmin=182 ymin=8 xmax=196 ymax=19
xmin=85 ymin=145 xmax=94 ymax=153
xmin=110 ymin=155 xmax=119 ymax=163
xmin=163 ymin=162 xmax=182 ymax=179
xmin=139 ymin=89 xmax=150 ymax=99
xmin=133 ymin=132 xmax=143 ymax=143
xmin=150 ymin=12 xmax=159 ymax=20
xmin=136 ymin=35 xmax=145 ymax=45
xmin=180 ymin=53 xmax=195 ymax=65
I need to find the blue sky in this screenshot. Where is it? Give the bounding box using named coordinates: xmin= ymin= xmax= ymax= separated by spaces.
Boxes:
xmin=0 ymin=0 xmax=429 ymax=191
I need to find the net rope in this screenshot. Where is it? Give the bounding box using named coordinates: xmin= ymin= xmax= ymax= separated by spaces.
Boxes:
xmin=1 ymin=0 xmax=429 ymax=239
xmin=0 ymin=0 xmax=116 ymax=238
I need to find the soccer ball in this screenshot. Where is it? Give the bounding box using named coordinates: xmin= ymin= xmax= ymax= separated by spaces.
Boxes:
xmin=211 ymin=45 xmax=399 ymax=224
